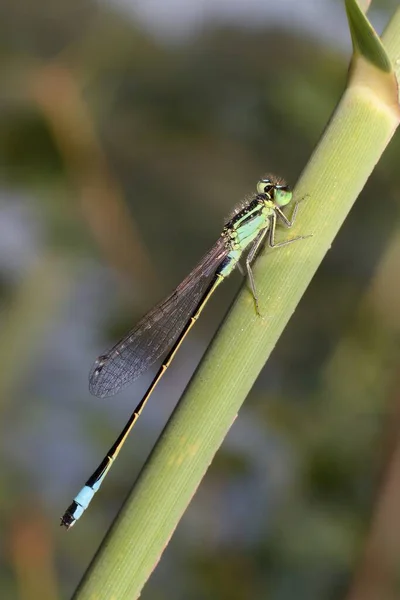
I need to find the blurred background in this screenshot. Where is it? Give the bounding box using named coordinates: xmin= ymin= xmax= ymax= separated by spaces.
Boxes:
xmin=1 ymin=0 xmax=400 ymax=599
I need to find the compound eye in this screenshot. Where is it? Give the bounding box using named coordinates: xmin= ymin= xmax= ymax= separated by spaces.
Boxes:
xmin=276 ymin=184 xmax=289 ymax=193
xmin=256 ymin=179 xmax=271 ymax=195
xmin=273 ymin=185 xmax=292 ymax=207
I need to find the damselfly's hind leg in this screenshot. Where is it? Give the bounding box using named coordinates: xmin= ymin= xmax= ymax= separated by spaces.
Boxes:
xmin=245 ymin=220 xmax=309 ymax=316
xmin=244 ymin=197 xmax=311 ymax=316
xmin=245 ymin=228 xmax=269 ymax=316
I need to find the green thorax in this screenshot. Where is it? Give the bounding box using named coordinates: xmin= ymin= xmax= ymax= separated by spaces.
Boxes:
xmin=219 ymin=195 xmax=275 ymax=276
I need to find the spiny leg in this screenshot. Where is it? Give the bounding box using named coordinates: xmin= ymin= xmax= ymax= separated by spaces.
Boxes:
xmin=241 ymin=197 xmax=310 ymax=316
xmin=276 ymin=198 xmax=300 ymax=228
xmin=269 ymin=206 xmax=311 ymax=249
xmin=237 ymin=261 xmax=259 ymax=309
xmin=244 ymin=215 xmax=308 ymax=315
xmin=275 ymin=193 xmax=309 ymax=228
xmin=245 ymin=228 xmax=269 ymax=316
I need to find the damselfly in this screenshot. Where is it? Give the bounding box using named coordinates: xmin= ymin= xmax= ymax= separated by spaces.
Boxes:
xmin=61 ymin=175 xmax=308 ymax=529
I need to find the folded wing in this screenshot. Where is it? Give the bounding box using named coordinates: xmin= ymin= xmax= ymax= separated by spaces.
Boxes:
xmin=89 ymin=238 xmax=228 ymax=398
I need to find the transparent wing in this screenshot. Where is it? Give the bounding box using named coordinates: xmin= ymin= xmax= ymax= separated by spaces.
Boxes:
xmin=89 ymin=238 xmax=228 ymax=398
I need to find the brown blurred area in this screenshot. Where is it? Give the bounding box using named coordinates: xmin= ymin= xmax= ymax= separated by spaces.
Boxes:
xmin=1 ymin=0 xmax=400 ymax=599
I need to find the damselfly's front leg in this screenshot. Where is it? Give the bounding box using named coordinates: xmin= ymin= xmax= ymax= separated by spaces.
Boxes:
xmin=269 ymin=198 xmax=311 ymax=249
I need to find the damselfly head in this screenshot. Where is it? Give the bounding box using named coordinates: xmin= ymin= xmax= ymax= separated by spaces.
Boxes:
xmin=256 ymin=175 xmax=292 ymax=208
